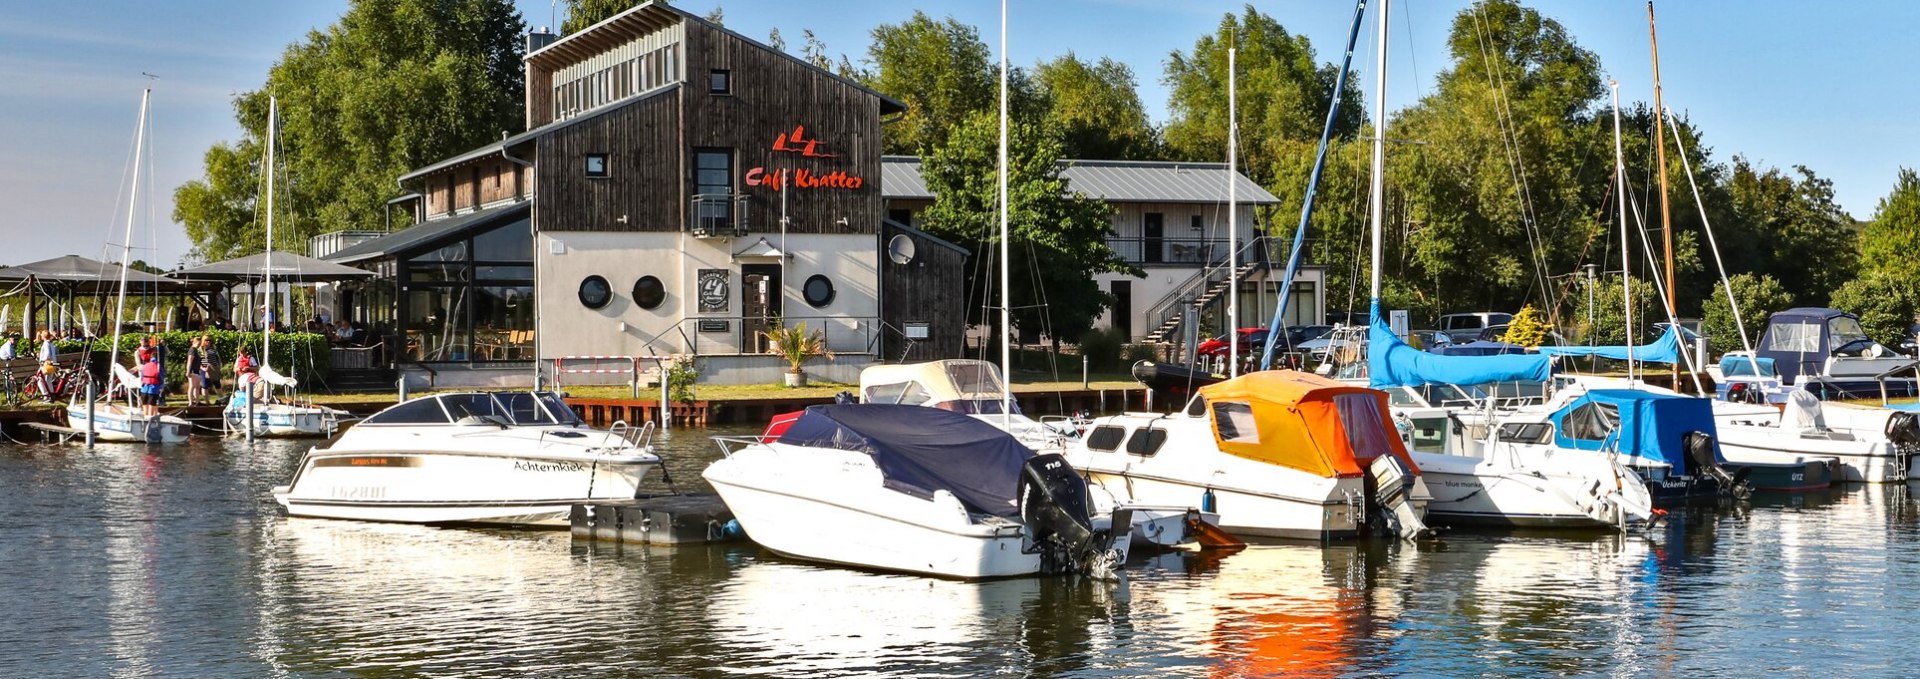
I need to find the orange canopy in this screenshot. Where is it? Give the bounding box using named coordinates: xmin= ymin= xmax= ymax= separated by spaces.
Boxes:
xmin=1196 ymin=371 xmax=1415 ymax=478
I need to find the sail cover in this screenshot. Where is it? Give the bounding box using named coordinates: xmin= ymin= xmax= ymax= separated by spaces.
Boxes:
xmin=1368 ymin=314 xmax=1550 ymax=389
xmin=777 ymin=404 xmax=1034 ymax=517
xmin=1537 ymin=325 xmax=1685 ymax=364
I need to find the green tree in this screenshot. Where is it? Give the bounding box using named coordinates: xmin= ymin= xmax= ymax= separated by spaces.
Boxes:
xmin=1162 ymin=5 xmax=1362 ymax=186
xmin=1698 ymin=273 xmax=1792 ymax=355
xmin=1573 ymin=275 xmax=1656 ymax=346
xmin=1724 ymin=158 xmax=1859 ymax=306
xmin=175 ymin=0 xmax=526 ymax=261
xmin=1829 ymin=274 xmax=1917 ymax=347
xmin=917 ymin=112 xmax=1137 ymax=346
xmin=560 ymin=0 xmax=637 ymax=34
xmin=1033 ymin=54 xmax=1159 ymax=160
xmin=1500 ymin=304 xmax=1549 ymax=346
xmin=864 ymin=11 xmax=998 ymax=155
xmin=1858 ymin=168 xmax=1920 ymax=284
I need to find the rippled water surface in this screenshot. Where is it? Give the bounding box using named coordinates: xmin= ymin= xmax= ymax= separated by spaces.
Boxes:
xmin=6 ymin=427 xmax=1920 ymax=677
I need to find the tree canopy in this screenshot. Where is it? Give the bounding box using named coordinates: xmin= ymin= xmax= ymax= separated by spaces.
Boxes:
xmin=176 ymin=0 xmax=525 ymax=262
xmin=864 ymin=11 xmax=998 ymax=155
xmin=1032 ymin=54 xmax=1160 ymax=160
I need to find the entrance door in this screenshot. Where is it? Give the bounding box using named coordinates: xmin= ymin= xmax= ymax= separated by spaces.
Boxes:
xmin=1142 ymin=213 xmax=1164 ymax=264
xmin=741 ymin=264 xmax=782 ymax=353
xmin=1110 ymin=280 xmax=1132 ymax=339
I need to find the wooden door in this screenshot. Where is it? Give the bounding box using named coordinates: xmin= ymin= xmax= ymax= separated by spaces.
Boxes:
xmin=1143 ymin=213 xmax=1164 ymax=264
xmin=741 ymin=265 xmax=782 ymax=353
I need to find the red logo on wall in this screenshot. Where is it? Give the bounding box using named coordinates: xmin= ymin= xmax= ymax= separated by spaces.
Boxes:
xmin=745 ymin=124 xmax=865 ymax=192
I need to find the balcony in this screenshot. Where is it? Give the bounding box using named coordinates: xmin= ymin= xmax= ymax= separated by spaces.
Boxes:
xmin=690 ymin=193 xmax=750 ymax=238
xmin=1107 ymin=236 xmax=1272 ymax=267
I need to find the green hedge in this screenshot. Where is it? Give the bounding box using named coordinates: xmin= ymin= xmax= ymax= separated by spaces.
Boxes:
xmin=52 ymin=331 xmax=330 ymax=391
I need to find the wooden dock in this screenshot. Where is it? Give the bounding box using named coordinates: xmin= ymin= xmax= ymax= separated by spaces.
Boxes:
xmin=570 ymin=494 xmax=741 ymax=545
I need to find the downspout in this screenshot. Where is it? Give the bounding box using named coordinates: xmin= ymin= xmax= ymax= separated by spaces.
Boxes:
xmin=498 ymin=144 xmax=539 ymax=387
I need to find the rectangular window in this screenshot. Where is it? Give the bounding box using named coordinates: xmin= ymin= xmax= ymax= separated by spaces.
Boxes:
xmin=584 ymin=153 xmax=609 ymax=178
xmin=1124 ymin=427 xmax=1168 ymax=456
xmin=709 ymin=69 xmax=731 ymax=94
xmin=1084 ymin=425 xmax=1126 ymax=452
xmin=1212 ymin=401 xmax=1259 ymax=444
xmin=1191 ymin=214 xmax=1204 ymax=230
xmin=693 ymin=148 xmax=734 ymax=229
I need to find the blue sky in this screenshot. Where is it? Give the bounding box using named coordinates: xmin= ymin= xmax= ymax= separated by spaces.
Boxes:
xmin=4 ymin=1 xmax=1914 ymax=268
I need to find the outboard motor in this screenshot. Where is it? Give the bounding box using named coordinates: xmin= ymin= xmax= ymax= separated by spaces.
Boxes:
xmin=1684 ymin=431 xmax=1751 ymax=500
xmin=1018 ymin=453 xmax=1125 ymax=576
xmin=1884 ymin=412 xmax=1920 ymax=481
xmin=1365 ymin=454 xmax=1432 ymax=540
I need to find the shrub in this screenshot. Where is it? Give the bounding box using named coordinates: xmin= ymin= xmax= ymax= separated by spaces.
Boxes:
xmin=1077 ymin=327 xmax=1123 ymax=370
xmin=53 ymin=331 xmax=330 ymax=391
xmin=1123 ymin=343 xmax=1159 ymax=364
xmin=1700 ymin=273 xmax=1794 ymax=355
xmin=1828 ymin=275 xmax=1918 ymax=347
xmin=1500 ymin=305 xmax=1550 ymax=347
xmin=665 ymin=356 xmax=699 ymax=403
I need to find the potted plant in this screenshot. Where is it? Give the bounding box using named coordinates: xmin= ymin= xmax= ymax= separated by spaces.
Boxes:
xmin=763 ymin=321 xmax=832 ymax=387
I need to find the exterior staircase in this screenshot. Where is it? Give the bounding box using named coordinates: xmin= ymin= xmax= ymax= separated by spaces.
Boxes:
xmin=1141 ymin=237 xmax=1275 ymax=349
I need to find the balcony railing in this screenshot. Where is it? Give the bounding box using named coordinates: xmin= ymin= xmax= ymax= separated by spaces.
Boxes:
xmin=1106 ymin=236 xmax=1276 ymax=266
xmin=690 ymin=193 xmax=751 ymax=238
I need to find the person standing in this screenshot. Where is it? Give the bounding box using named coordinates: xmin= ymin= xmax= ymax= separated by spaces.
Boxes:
xmin=184 ymin=336 xmax=204 ymax=406
xmin=138 ymin=351 xmax=162 ymax=417
xmin=199 ymin=336 xmax=221 ymax=405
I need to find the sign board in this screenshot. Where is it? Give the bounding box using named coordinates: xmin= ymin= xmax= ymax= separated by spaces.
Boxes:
xmin=697 ymin=320 xmax=730 ymax=333
xmin=904 ymin=322 xmax=930 ymax=340
xmin=1389 ymin=310 xmax=1409 ymax=339
xmin=697 ymin=269 xmax=729 ymax=313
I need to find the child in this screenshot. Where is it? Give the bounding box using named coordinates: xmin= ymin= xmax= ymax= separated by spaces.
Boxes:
xmin=235 ymin=345 xmax=263 ymax=400
xmin=138 ymin=352 xmax=163 ymax=417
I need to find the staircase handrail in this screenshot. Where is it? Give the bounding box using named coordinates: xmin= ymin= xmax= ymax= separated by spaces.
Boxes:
xmin=1142 ymin=235 xmax=1272 ymax=339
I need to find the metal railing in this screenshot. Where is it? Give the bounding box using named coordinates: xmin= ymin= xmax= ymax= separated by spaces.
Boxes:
xmin=1105 ymin=236 xmax=1252 ymax=266
xmin=1140 ymin=236 xmax=1277 ymax=341
xmin=689 ymin=193 xmax=750 ymax=238
xmin=619 ymin=315 xmax=881 ymax=358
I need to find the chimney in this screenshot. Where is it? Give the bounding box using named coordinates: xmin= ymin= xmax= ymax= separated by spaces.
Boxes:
xmin=527 ymin=27 xmax=557 ymax=54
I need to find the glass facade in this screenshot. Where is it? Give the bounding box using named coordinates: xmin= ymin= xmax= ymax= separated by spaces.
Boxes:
xmin=398 ymin=216 xmax=534 ymax=364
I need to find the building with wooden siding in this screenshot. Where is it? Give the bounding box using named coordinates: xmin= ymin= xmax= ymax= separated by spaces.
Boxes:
xmin=323 ymin=1 xmax=966 ymax=387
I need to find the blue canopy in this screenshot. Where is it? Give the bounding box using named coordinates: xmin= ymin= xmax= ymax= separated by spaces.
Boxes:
xmin=1720 ymin=354 xmax=1776 ymax=378
xmin=1548 ymin=389 xmax=1719 ymax=469
xmin=1435 ymin=340 xmax=1529 ymax=357
xmin=1537 ymin=325 xmax=1685 ymax=364
xmin=1367 ymin=309 xmax=1551 ymax=389
xmin=777 ymin=404 xmax=1033 ymax=517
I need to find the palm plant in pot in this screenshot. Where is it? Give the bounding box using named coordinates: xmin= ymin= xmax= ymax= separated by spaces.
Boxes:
xmin=763 ymin=320 xmax=832 ymax=387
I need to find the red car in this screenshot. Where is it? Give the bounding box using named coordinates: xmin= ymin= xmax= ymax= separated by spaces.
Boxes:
xmin=1198 ymin=328 xmax=1269 ymax=357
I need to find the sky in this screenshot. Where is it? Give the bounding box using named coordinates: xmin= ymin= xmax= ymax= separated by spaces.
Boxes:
xmin=3 ymin=0 xmax=1915 ymax=270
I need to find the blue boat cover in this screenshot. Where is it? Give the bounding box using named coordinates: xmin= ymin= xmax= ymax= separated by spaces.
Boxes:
xmin=1719 ymin=354 xmax=1776 ymax=377
xmin=1537 ymin=325 xmax=1685 ymax=364
xmin=1434 ymin=340 xmax=1529 ymax=356
xmin=1548 ymin=389 xmax=1719 ymax=468
xmin=777 ymin=404 xmax=1033 ymax=517
xmin=1367 ymin=308 xmax=1551 ymax=389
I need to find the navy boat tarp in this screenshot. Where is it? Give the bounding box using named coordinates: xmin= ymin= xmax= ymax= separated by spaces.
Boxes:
xmin=777 ymin=404 xmax=1034 ymax=517
xmin=1549 ymin=389 xmax=1720 ymax=469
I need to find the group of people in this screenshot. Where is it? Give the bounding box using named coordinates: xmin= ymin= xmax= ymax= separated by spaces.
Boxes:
xmin=128 ymin=335 xmax=263 ymax=414
xmin=0 ymin=330 xmax=76 ymax=375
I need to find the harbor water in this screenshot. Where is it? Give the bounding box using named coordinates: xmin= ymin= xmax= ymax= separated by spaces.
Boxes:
xmin=5 ymin=427 xmax=1920 ymax=677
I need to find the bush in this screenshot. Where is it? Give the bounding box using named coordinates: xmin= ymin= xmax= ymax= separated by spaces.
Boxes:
xmin=1500 ymin=304 xmax=1550 ymax=347
xmin=1077 ymin=328 xmax=1124 ymax=370
xmin=53 ymin=331 xmax=330 ymax=391
xmin=665 ymin=356 xmax=699 ymax=403
xmin=1700 ymin=273 xmax=1794 ymax=355
xmin=1829 ymin=275 xmax=1918 ymax=347
xmin=1123 ymin=343 xmax=1159 ymax=364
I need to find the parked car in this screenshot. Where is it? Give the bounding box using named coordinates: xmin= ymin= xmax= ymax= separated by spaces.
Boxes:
xmin=1439 ymin=312 xmax=1513 ymax=336
xmin=1197 ymin=328 xmax=1268 ymax=357
xmin=1901 ymin=323 xmax=1920 ymax=357
xmin=1409 ymin=329 xmax=1454 ymax=350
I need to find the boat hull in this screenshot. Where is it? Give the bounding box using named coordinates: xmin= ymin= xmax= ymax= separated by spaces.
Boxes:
xmin=1716 ymin=425 xmax=1911 ymax=484
xmin=65 ymin=405 xmax=190 ymax=443
xmin=1080 ymin=469 xmax=1359 ymax=541
xmin=1412 ymin=452 xmax=1651 ymax=530
xmin=225 ymin=403 xmax=339 ymax=438
xmin=274 ymin=449 xmax=653 ymax=526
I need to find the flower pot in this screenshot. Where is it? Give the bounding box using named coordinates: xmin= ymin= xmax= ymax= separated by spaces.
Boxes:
xmin=784 ymin=371 xmax=807 ymax=387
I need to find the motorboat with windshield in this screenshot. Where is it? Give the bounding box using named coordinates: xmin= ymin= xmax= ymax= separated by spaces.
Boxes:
xmin=1065 ymin=370 xmax=1431 ymax=541
xmin=704 ymin=404 xmax=1134 ymax=579
xmin=1752 ymin=308 xmax=1918 ymax=400
xmin=272 ymin=391 xmax=659 ymax=526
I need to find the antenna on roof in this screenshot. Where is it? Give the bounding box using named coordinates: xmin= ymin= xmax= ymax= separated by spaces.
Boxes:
xmin=141 ymin=72 xmax=159 ymax=81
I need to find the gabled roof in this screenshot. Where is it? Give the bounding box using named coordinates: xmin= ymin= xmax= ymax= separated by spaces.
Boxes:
xmin=324 ymin=201 xmax=531 ymax=265
xmin=528 ymin=1 xmax=904 ymax=115
xmin=880 ymin=156 xmax=1281 ymax=205
xmin=0 ymin=255 xmax=183 ymax=288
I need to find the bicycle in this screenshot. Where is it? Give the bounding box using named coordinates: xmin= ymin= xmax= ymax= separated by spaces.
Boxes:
xmin=21 ymin=361 xmax=82 ymax=403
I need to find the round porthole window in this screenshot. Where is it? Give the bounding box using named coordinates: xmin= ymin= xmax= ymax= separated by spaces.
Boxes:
xmin=803 ymin=274 xmax=835 ymax=308
xmin=633 ymin=275 xmax=665 ymax=310
xmin=578 ymin=275 xmax=612 ymax=309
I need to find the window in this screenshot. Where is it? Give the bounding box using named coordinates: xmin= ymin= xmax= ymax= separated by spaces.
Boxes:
xmin=863 ymin=381 xmax=932 ymax=406
xmin=946 ymin=362 xmax=1005 ymax=398
xmin=1765 ymin=321 xmax=1821 ymax=353
xmin=633 ymin=275 xmax=665 ymax=310
xmin=1212 ymin=401 xmax=1259 ymax=443
xmin=1186 ymin=396 xmax=1208 ymax=417
xmin=1125 ymin=427 xmax=1168 ymax=456
xmin=585 ymin=154 xmax=609 ymax=178
xmin=1191 ymin=214 xmax=1204 ymax=231
xmin=441 ymin=393 xmax=508 ymax=422
xmin=578 ymin=275 xmax=612 ymax=309
xmin=709 ymin=69 xmax=731 ymax=94
xmin=363 ymin=397 xmax=450 ymax=425
xmin=1497 ymin=422 xmax=1554 ymax=444
xmin=1334 ymin=393 xmax=1396 ymax=459
xmin=802 ymin=275 xmax=835 ymax=308
xmin=1829 ymin=317 xmax=1872 ymax=352
xmin=1084 ymin=425 xmax=1126 ymax=452
xmin=1561 ymin=402 xmax=1621 ymax=441
xmin=693 ymin=148 xmax=734 ymax=227
xmin=888 ymin=208 xmax=913 ymax=225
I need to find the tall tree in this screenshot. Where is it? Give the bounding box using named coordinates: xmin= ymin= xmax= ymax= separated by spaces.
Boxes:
xmin=560 ymin=0 xmax=637 ymax=34
xmin=864 ymin=11 xmax=997 ymax=155
xmin=1858 ymin=168 xmax=1920 ymax=286
xmin=1032 ymin=54 xmax=1160 ymax=160
xmin=918 ymin=112 xmax=1137 ymax=346
xmin=1162 ymin=5 xmax=1362 ymax=186
xmin=1724 ymin=158 xmax=1858 ymax=307
xmin=1699 ymin=273 xmax=1792 ymax=353
xmin=175 ymin=0 xmax=525 ymax=261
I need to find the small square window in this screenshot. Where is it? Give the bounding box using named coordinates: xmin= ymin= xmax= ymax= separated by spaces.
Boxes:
xmin=709 ymin=69 xmax=731 ymax=95
xmin=584 ymin=154 xmax=609 ymax=178
xmin=1191 ymin=215 xmax=1204 ymax=230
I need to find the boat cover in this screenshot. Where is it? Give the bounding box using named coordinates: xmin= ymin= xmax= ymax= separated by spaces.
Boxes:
xmin=1720 ymin=354 xmax=1776 ymax=377
xmin=1549 ymin=389 xmax=1719 ymax=468
xmin=1434 ymin=340 xmax=1529 ymax=356
xmin=1367 ymin=312 xmax=1550 ymax=389
xmin=777 ymin=404 xmax=1033 ymax=517
xmin=1537 ymin=325 xmax=1685 ymax=364
xmin=1196 ymin=370 xmax=1417 ymax=478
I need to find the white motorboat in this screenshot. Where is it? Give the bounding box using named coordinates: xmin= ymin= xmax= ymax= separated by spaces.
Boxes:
xmin=704 ymin=404 xmax=1134 ymax=580
xmin=856 ymin=359 xmax=1235 ymax=550
xmin=1066 ymin=370 xmax=1431 ymax=541
xmin=272 ymin=391 xmax=659 ymax=526
xmin=1384 ymin=386 xmax=1656 ymax=530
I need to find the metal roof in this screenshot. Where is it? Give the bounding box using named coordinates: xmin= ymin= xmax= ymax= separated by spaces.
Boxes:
xmin=323 ymin=201 xmax=531 ymax=265
xmin=879 ymin=156 xmax=1280 ymax=205
xmin=0 ymin=255 xmax=185 ymax=289
xmin=172 ymin=251 xmax=376 ymax=283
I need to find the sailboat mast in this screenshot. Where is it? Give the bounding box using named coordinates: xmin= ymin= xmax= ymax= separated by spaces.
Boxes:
xmin=109 ymin=87 xmax=152 ymax=373
xmin=1366 ymin=0 xmax=1390 ymax=307
xmin=1610 ymin=80 xmax=1636 ymax=385
xmin=997 ymin=0 xmax=1011 ymax=426
xmin=1648 ymin=2 xmax=1673 ymax=381
xmin=264 ymin=95 xmax=276 ymax=371
xmin=1227 ymin=46 xmax=1238 ymax=377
